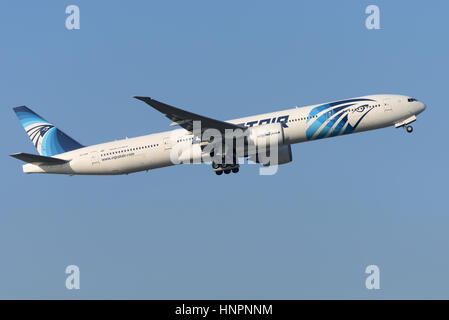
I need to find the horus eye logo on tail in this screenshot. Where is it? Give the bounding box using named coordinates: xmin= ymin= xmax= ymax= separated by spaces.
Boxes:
xmin=26 ymin=124 xmax=55 ymax=148
xmin=306 ymin=98 xmax=375 ymax=140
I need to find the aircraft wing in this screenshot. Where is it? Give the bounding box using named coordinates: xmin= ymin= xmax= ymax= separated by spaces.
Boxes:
xmin=133 ymin=96 xmax=245 ymax=133
xmin=10 ymin=152 xmax=69 ymax=165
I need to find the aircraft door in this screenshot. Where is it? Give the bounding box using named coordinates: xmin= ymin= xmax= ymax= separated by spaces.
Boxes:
xmin=384 ymin=98 xmax=393 ymax=112
xmin=90 ymin=151 xmax=100 ymax=166
xmin=163 ymin=137 xmax=172 ymax=150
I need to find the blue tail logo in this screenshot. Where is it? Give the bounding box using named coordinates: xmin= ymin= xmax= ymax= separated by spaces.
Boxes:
xmin=13 ymin=106 xmax=84 ymax=156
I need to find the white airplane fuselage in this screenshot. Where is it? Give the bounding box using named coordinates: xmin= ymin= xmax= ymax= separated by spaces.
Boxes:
xmin=20 ymin=94 xmax=426 ymax=175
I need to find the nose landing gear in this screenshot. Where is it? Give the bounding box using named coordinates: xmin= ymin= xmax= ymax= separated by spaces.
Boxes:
xmin=395 ymin=115 xmax=417 ymax=134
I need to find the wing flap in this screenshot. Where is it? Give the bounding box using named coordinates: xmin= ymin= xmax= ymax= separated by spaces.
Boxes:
xmin=10 ymin=152 xmax=69 ymax=165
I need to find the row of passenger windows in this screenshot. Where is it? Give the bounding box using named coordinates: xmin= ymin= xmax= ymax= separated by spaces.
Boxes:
xmin=102 ymin=144 xmax=159 ymax=156
xmin=177 ymin=137 xmax=193 ymax=143
xmin=288 ymin=115 xmax=317 ymax=122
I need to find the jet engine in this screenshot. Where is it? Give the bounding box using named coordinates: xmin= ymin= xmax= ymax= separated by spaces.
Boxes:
xmin=248 ymin=144 xmax=293 ymax=166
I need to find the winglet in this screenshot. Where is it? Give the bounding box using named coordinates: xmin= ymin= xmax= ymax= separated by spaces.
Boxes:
xmin=133 ymin=96 xmax=151 ymax=102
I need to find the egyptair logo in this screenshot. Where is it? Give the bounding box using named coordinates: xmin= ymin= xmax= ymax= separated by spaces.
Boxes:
xmin=26 ymin=124 xmax=54 ymax=148
xmin=306 ymin=101 xmax=374 ymax=140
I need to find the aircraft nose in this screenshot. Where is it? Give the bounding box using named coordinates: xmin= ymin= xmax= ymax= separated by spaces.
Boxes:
xmin=419 ymin=101 xmax=426 ymax=114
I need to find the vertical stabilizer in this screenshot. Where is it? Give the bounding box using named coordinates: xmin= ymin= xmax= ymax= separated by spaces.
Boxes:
xmin=13 ymin=106 xmax=84 ymax=156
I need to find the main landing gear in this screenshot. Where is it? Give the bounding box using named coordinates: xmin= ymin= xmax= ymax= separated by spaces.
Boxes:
xmin=212 ymin=161 xmax=240 ymax=175
xmin=406 ymin=125 xmax=413 ymax=133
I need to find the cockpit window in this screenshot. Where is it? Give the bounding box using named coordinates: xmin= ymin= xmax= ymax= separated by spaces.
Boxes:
xmin=408 ymin=98 xmax=417 ymax=102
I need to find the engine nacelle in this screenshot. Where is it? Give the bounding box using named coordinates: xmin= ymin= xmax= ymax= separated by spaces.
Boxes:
xmin=247 ymin=122 xmax=285 ymax=150
xmin=248 ymin=144 xmax=293 ymax=166
xmin=274 ymin=144 xmax=293 ymax=166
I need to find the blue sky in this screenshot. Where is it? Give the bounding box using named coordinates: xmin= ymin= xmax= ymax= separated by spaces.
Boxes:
xmin=1 ymin=0 xmax=448 ymax=299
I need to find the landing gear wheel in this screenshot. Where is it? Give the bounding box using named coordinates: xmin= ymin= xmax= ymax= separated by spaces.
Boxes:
xmin=224 ymin=169 xmax=231 ymax=174
xmin=212 ymin=162 xmax=220 ymax=169
xmin=232 ymin=167 xmax=239 ymax=173
xmin=406 ymin=125 xmax=413 ymax=133
xmin=215 ymin=170 xmax=223 ymax=175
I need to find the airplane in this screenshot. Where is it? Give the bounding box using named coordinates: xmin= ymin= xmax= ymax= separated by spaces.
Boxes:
xmin=10 ymin=94 xmax=426 ymax=176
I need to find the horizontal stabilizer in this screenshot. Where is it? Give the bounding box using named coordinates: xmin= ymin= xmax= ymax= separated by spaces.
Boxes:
xmin=10 ymin=152 xmax=69 ymax=165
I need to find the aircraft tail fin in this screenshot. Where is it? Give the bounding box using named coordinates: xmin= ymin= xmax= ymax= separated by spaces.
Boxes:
xmin=13 ymin=106 xmax=84 ymax=156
